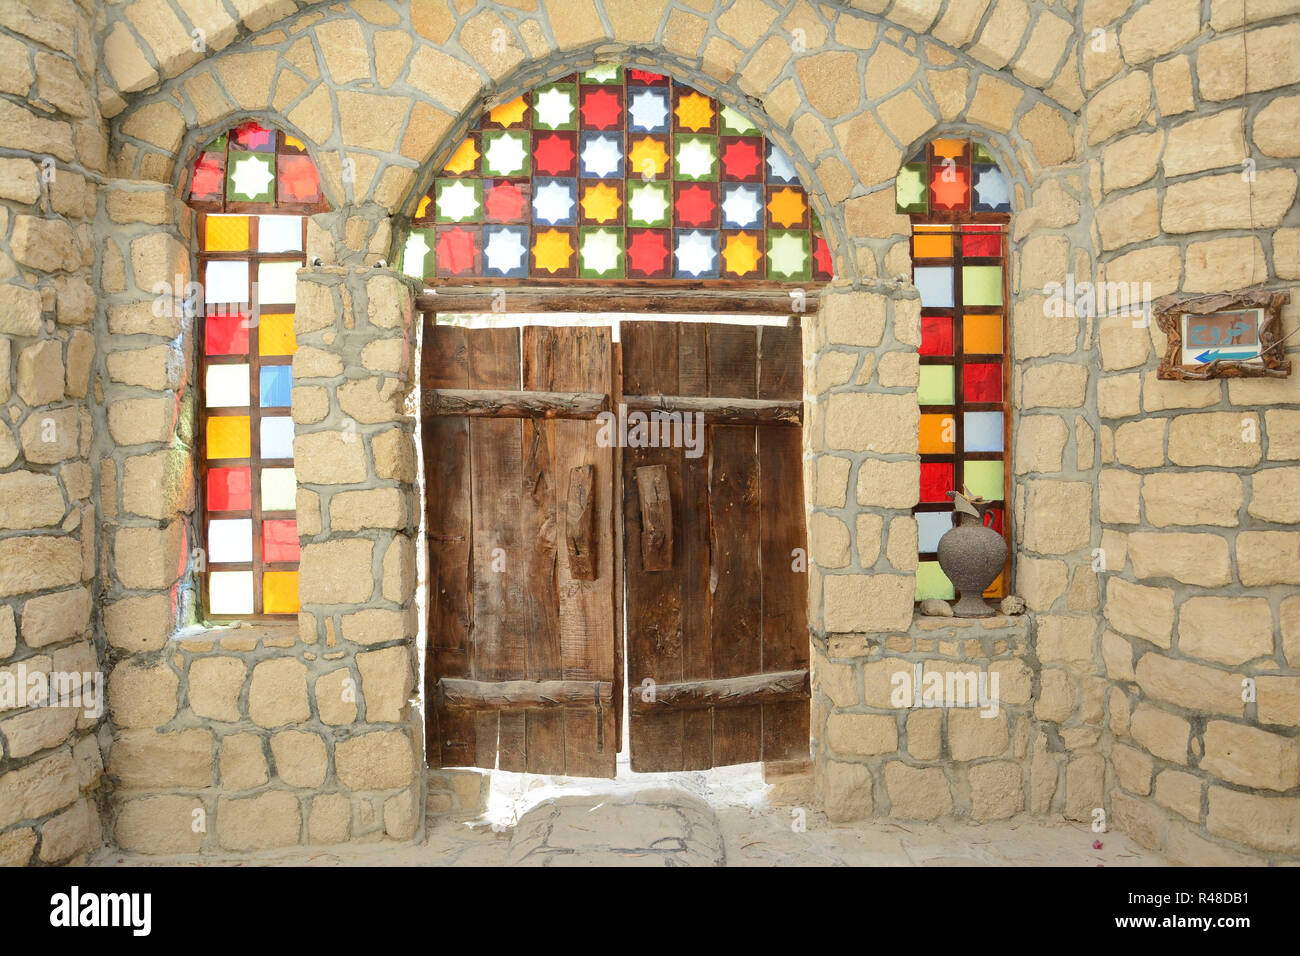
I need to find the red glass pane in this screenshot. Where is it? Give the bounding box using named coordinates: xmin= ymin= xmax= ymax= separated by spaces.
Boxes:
xmin=920 ymin=315 xmax=953 ymax=356
xmin=674 ymin=183 xmax=716 ymax=227
xmin=963 ymin=225 xmax=1001 ymax=257
xmin=190 ymin=153 xmax=225 ymax=201
xmin=205 ymin=313 xmax=250 ymax=355
xmin=628 ymin=70 xmax=665 ymax=85
xmin=930 ymin=165 xmax=968 ymax=210
xmin=964 ymin=363 xmax=1002 ymax=403
xmin=484 ymin=180 xmax=527 ymax=222
xmin=720 ymin=138 xmax=762 ymax=180
xmin=277 ymin=155 xmax=321 ymax=204
xmin=533 ymin=132 xmax=576 ymax=176
xmin=920 ymin=462 xmax=954 ymax=503
xmin=207 ymin=467 xmax=251 ymax=511
xmin=262 ymin=519 xmax=300 ymax=563
xmin=985 ymin=507 xmax=1004 ymax=535
xmin=812 ymin=234 xmax=833 ymax=279
xmin=579 ymin=86 xmax=622 ymax=129
xmin=436 ymin=227 xmax=478 ymax=275
xmin=626 ymin=229 xmax=671 ymax=277
xmin=232 ymin=121 xmax=274 ymax=152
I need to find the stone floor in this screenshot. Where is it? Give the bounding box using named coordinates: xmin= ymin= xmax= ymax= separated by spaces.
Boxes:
xmin=91 ymin=763 xmax=1168 ymax=867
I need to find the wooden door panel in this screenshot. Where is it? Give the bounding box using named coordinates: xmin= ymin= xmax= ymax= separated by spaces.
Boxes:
xmin=425 ymin=324 xmax=617 ymax=777
xmin=622 ymin=321 xmax=810 ymax=772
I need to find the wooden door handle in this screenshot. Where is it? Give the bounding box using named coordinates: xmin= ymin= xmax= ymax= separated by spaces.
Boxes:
xmin=566 ymin=464 xmax=597 ymax=580
xmin=635 ymin=464 xmax=672 ymax=571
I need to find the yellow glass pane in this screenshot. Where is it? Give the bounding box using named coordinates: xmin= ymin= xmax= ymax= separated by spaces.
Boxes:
xmin=205 ymin=215 xmax=250 ymax=252
xmin=207 ymin=415 xmax=250 ymax=459
xmin=443 ymin=137 xmax=479 ymax=175
xmin=931 ymin=139 xmax=965 ymax=159
xmin=963 ymin=313 xmax=1003 ymax=354
xmin=919 ymin=413 xmax=955 ymax=454
xmin=913 ymin=227 xmax=953 ymax=258
xmin=983 ymin=569 xmax=1006 ymax=599
xmin=258 ymin=312 xmax=297 ymax=356
xmin=263 ymin=571 xmax=299 ymax=614
xmin=284 ymin=135 xmax=307 ymax=152
xmin=416 ymin=195 xmax=432 ymax=219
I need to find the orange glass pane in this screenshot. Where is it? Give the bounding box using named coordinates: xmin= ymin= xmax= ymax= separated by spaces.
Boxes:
xmin=263 ymin=571 xmax=299 ymax=614
xmin=983 ymin=569 xmax=1006 ymax=598
xmin=963 ymin=313 xmax=1002 ymax=354
xmin=205 ymin=215 xmax=250 ymax=251
xmin=913 ymin=229 xmax=953 ymax=259
xmin=919 ymin=413 xmax=955 ymax=454
xmin=931 ymin=139 xmax=965 ymax=159
xmin=258 ymin=312 xmax=296 ymax=356
xmin=207 ymin=415 xmax=251 ymax=459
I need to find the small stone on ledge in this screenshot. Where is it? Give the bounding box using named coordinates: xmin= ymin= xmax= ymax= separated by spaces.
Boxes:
xmin=1000 ymin=595 xmax=1026 ymax=615
xmin=918 ymin=598 xmax=954 ymax=617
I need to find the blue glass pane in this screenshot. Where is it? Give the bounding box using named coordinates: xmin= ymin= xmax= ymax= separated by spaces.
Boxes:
xmin=972 ymin=165 xmax=1010 ymax=212
xmin=259 ymin=365 xmax=292 ymax=407
xmin=917 ymin=511 xmax=952 ymax=552
xmin=914 ymin=266 xmax=954 ymax=308
xmin=964 ymin=411 xmax=1004 ymax=452
xmin=260 ymin=416 xmax=294 ymax=459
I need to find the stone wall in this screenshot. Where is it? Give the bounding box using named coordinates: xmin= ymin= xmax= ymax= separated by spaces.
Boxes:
xmin=0 ymin=0 xmax=106 ymax=866
xmin=0 ymin=0 xmax=1293 ymax=864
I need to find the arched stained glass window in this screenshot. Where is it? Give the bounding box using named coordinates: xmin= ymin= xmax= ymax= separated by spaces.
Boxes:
xmin=402 ymin=67 xmax=834 ymax=283
xmin=187 ymin=121 xmax=329 ymax=619
xmin=897 ymin=138 xmax=1011 ymax=603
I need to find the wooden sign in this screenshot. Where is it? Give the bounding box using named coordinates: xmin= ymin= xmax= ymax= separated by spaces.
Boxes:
xmin=1155 ymin=291 xmax=1291 ymax=380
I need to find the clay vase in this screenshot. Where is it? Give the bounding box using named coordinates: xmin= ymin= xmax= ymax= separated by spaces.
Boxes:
xmin=936 ymin=491 xmax=1007 ymax=618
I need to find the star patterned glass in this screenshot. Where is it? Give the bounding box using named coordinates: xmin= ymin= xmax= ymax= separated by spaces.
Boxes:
xmin=189 ymin=124 xmax=326 ymax=619
xmin=904 ymin=139 xmax=1010 ymax=601
xmin=406 ymin=70 xmax=833 ymax=283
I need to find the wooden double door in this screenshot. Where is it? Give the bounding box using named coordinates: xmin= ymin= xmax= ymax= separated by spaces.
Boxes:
xmin=423 ymin=319 xmax=808 ymax=778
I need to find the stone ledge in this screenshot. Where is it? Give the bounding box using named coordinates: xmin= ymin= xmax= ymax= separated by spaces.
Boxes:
xmin=172 ymin=622 xmax=299 ymax=654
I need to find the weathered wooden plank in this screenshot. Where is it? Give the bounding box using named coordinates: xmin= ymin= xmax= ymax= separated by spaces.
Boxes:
xmin=439 ymin=677 xmax=615 ymax=710
xmin=611 ymin=341 xmax=626 ymax=754
xmin=708 ymin=323 xmax=763 ymax=767
xmin=758 ymin=324 xmax=810 ymax=762
xmin=426 ymin=388 xmax=609 ymax=419
xmin=621 ymin=394 xmax=801 ymax=425
xmin=629 ymin=669 xmax=808 ymax=712
xmin=468 ymin=327 xmax=525 ymax=771
xmin=415 ymin=286 xmax=821 ymax=316
xmin=551 ymin=326 xmax=617 ymax=778
xmin=622 ymin=321 xmax=685 ymax=772
xmin=634 ymin=464 xmax=672 ymax=572
xmin=423 ymin=322 xmax=476 ymax=768
xmin=676 ymin=321 xmax=713 ymax=770
xmin=520 ymin=326 xmax=565 ymax=775
xmin=565 ymin=464 xmax=597 ymax=581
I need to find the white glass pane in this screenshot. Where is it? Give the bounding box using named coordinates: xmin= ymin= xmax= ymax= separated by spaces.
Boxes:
xmin=260 ymin=417 xmax=295 ymax=459
xmin=209 ymin=570 xmax=253 ymax=615
xmin=257 ymin=215 xmax=303 ymax=253
xmin=964 ymin=412 xmax=1004 ymax=452
xmin=205 ymin=364 xmax=250 ymax=408
xmin=261 ymin=467 xmax=296 ymax=511
xmin=917 ymin=511 xmax=952 ymax=552
xmin=205 ymin=260 xmax=249 ymax=305
xmin=257 ymin=260 xmax=302 ymax=307
xmin=208 ymin=518 xmax=252 ymax=563
xmin=914 ymin=267 xmax=954 ymax=308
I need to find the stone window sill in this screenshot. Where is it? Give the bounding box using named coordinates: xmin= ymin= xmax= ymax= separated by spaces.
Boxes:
xmin=172 ymin=620 xmax=300 ymax=653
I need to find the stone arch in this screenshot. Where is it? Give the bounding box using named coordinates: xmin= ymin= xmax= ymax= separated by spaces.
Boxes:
xmin=108 ymin=0 xmax=1085 ymax=285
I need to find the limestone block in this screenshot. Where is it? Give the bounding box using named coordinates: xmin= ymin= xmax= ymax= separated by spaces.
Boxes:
xmin=1086 ymin=72 xmax=1150 ymax=144
xmin=1128 ymin=531 xmax=1231 ymax=587
xmin=217 ymin=791 xmax=302 ymax=850
xmin=1098 ymin=468 xmax=1140 ymax=524
xmin=1104 ymin=578 xmax=1174 ymax=647
xmin=107 ymin=660 xmax=178 ymax=729
xmin=247 ymin=657 xmax=310 ymax=728
xmin=293 ymin=432 xmax=368 ymax=485
xmin=1206 ymin=787 xmax=1300 ymax=853
xmin=1237 ymin=531 xmax=1300 ymax=586
xmin=1201 ymin=721 xmax=1300 ymax=792
xmin=334 ymin=729 xmax=416 ymax=791
xmin=822 ymin=760 xmax=873 ymax=823
xmin=1140 ymin=472 xmax=1242 ymax=527
xmin=1161 ymin=169 xmax=1297 ymax=233
xmin=309 ymin=793 xmax=351 ymax=844
xmin=188 ymin=656 xmax=247 ymax=722
xmin=1257 ymin=676 xmax=1300 ymax=727
xmin=1249 ymin=466 xmax=1300 ymax=523
xmin=16 ymin=340 xmax=64 ymax=407
xmin=884 ymin=762 xmax=952 ymax=820
xmin=114 ymin=523 xmax=184 ymax=591
xmin=809 ymin=513 xmax=849 ymax=569
xmin=314 ymin=667 xmax=359 ymax=726
xmin=826 ymin=713 xmax=898 ymax=756
xmin=1022 ymin=480 xmax=1091 ymax=554
xmin=104 ymin=592 xmax=171 ymax=652
xmin=855 ymin=459 xmax=919 ymax=509
xmin=969 ymin=760 xmax=1024 ymax=821
xmin=114 ymin=795 xmax=204 ymax=855
xmin=1153 ymin=769 xmax=1202 ymax=821
xmin=824 ymin=573 xmax=912 ymax=632
xmin=1178 ymin=597 xmax=1273 ymax=665
xmin=110 ymin=728 xmax=213 ymax=789
xmin=0 ymin=471 xmax=66 ymax=530
xmin=1135 ymin=653 xmax=1244 ymax=717
xmin=1034 ymin=668 xmax=1073 ymax=722
xmin=1014 ymin=415 xmax=1068 ymax=474
xmin=329 ymin=488 xmax=407 ymax=532
xmin=271 ymin=731 xmax=328 ymax=788
xmin=1021 ymin=363 xmax=1087 ymax=408
xmin=1131 ymin=702 xmax=1190 ymax=764
xmin=220 ymin=732 xmax=269 ymax=791
xmin=948 ymin=709 xmax=1009 ymax=760
xmin=357 ymin=645 xmax=413 ymax=724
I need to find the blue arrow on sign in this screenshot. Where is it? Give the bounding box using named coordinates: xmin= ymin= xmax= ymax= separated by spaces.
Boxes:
xmin=1195 ymin=349 xmax=1255 ymax=362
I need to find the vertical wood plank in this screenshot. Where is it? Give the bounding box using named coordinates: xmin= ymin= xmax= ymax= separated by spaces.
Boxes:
xmin=551 ymin=325 xmax=617 ymax=778
xmin=758 ymin=325 xmax=810 ymax=761
xmin=423 ymin=322 xmax=476 ymax=768
xmin=520 ymin=326 xmax=565 ymax=774
xmin=676 ymin=321 xmax=714 ymax=769
xmin=468 ymin=327 xmax=525 ymax=771
xmin=622 ymin=321 xmax=685 ymax=771
xmin=707 ymin=323 xmax=763 ymax=767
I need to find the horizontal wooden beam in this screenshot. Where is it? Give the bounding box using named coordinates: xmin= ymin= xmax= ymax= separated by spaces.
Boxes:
xmin=424 ymin=388 xmax=609 ymax=419
xmin=630 ymin=669 xmax=809 ymax=712
xmin=622 ymin=394 xmax=803 ymax=425
xmin=438 ymin=678 xmax=615 ymax=711
xmin=415 ymin=285 xmax=819 ymax=316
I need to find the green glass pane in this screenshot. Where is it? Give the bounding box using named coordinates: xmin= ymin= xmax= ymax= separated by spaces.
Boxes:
xmin=581 ymin=64 xmax=621 ymax=84
xmin=226 ymin=154 xmax=274 ymax=202
xmin=720 ymin=105 xmax=759 ymax=135
xmin=205 ymin=133 xmax=228 ymax=152
xmin=918 ymin=365 xmax=955 ymax=406
xmin=916 ymin=561 xmax=955 ymax=600
xmin=965 ymin=460 xmax=1003 ymax=501
xmin=896 ymin=163 xmax=927 ymax=213
xmin=962 ymin=265 xmax=1002 ymax=306
xmin=973 ymin=142 xmax=996 ymax=164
